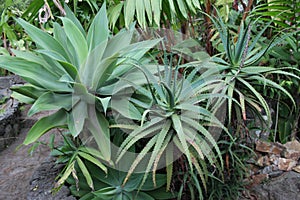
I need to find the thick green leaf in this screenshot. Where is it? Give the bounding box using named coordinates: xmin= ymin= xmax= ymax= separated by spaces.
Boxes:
xmin=56 ymin=160 xmax=76 ymax=187
xmin=93 ymin=187 xmax=118 ymax=199
xmin=87 ymin=2 xmax=109 ymax=51
xmin=68 ymin=100 xmax=88 ymax=137
xmin=64 ymin=4 xmax=85 ymax=36
xmin=108 ymin=2 xmax=123 ymax=29
xmin=177 ymin=0 xmax=188 ymax=18
xmin=0 ymin=56 xmax=72 ymax=92
xmin=144 ymin=0 xmax=153 ymax=25
xmin=61 ymin=17 xmax=88 ymax=66
xmin=28 ymin=92 xmax=76 ymax=116
xmin=58 ymin=60 xmax=79 ymax=81
xmin=11 ymin=84 xmax=45 ymax=100
xmin=124 ymin=0 xmax=136 ymax=28
xmin=171 ymin=114 xmax=193 ymax=168
xmin=133 ymin=191 xmax=155 ymax=200
xmin=16 ymin=18 xmax=69 ymax=60
xmin=140 ymin=120 xmax=171 ymax=188
xmin=76 ymin=156 xmax=94 ymax=190
xmin=151 ymin=0 xmax=161 ymax=26
xmin=113 ymin=98 xmax=142 ymax=120
xmin=97 ymin=97 xmax=111 ymax=114
xmin=136 ymin=0 xmax=146 ymax=28
xmin=86 ymin=106 xmax=111 ymax=162
xmin=11 ymin=92 xmax=35 ymax=104
xmin=80 ymin=39 xmax=108 ymax=87
xmin=102 ymin=29 xmax=133 ymax=59
xmin=78 ymin=151 xmax=107 ymax=173
xmin=146 ymin=186 xmax=177 ymax=199
xmin=23 ymin=109 xmax=67 ymax=145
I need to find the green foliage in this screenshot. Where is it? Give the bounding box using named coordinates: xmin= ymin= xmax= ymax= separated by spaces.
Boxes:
xmin=112 ymin=52 xmax=227 ymax=199
xmin=0 ymin=0 xmax=32 ymax=13
xmin=268 ymin=32 xmax=300 ymax=142
xmin=207 ymin=10 xmax=298 ymax=134
xmin=51 ymin=133 xmax=107 ymax=191
xmin=206 ymin=136 xmax=254 ymax=199
xmin=253 ymin=0 xmax=300 ymax=30
xmin=1 ymin=0 xmax=300 ymax=199
xmin=67 ymin=161 xmax=175 ymax=200
xmin=0 ymin=0 xmax=32 ymax=75
xmin=0 ymin=3 xmax=159 ymax=187
xmin=108 ymin=0 xmax=201 ymax=29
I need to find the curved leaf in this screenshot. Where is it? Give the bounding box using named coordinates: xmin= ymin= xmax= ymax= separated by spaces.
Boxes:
xmin=61 ymin=17 xmax=88 ymax=66
xmin=23 ymin=109 xmax=67 ymax=145
xmin=16 ymin=18 xmax=70 ymax=60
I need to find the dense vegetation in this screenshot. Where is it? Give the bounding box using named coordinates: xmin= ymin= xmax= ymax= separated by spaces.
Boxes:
xmin=0 ymin=0 xmax=299 ymax=199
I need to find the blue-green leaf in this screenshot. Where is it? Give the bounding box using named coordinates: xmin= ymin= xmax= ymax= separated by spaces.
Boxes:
xmin=23 ymin=109 xmax=67 ymax=145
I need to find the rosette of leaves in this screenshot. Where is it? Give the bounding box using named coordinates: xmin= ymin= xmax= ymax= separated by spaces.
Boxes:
xmin=112 ymin=54 xmax=227 ymax=198
xmin=66 ymin=161 xmax=175 ymax=200
xmin=0 ymin=2 xmax=160 ymax=188
xmin=208 ymin=10 xmax=299 ymax=129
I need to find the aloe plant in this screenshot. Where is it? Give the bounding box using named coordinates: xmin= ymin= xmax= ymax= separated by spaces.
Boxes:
xmin=207 ymin=10 xmax=299 ymax=130
xmin=111 ymin=52 xmax=227 ymax=199
xmin=0 ymin=3 xmax=160 ymax=188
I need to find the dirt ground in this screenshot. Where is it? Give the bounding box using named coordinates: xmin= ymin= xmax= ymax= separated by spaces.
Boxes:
xmin=0 ymin=107 xmax=59 ymax=200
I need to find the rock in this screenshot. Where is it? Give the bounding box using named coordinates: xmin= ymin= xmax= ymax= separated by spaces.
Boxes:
xmin=0 ymin=75 xmax=25 ymax=151
xmin=0 ymin=76 xmax=12 ymax=89
xmin=256 ymin=140 xmax=285 ymax=155
xmin=0 ymin=98 xmax=20 ymax=151
xmin=268 ymin=170 xmax=284 ymax=178
xmin=293 ymin=165 xmax=300 ymax=173
xmin=246 ymin=171 xmax=300 ymax=200
xmin=257 ymin=155 xmax=270 ymax=167
xmin=269 ymin=154 xmax=280 ymax=165
xmin=27 ymin=157 xmax=76 ymax=200
xmin=248 ymin=174 xmax=269 ymax=188
xmin=260 ymin=165 xmax=280 ymax=175
xmin=278 ymin=158 xmax=297 ymax=171
xmin=283 ymin=140 xmax=300 ymax=160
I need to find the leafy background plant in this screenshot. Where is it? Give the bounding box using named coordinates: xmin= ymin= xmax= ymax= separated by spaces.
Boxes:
xmin=0 ymin=0 xmax=299 ymax=200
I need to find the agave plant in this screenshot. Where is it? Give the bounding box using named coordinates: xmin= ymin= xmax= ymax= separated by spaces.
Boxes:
xmin=111 ymin=52 xmax=227 ymax=199
xmin=207 ymin=10 xmax=298 ymax=130
xmin=67 ymin=161 xmax=175 ymax=200
xmin=0 ymin=3 xmax=160 ymax=188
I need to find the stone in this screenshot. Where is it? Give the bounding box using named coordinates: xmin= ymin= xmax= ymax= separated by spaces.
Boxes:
xmin=250 ymin=174 xmax=269 ymax=187
xmin=278 ymin=158 xmax=297 ymax=171
xmin=268 ymin=170 xmax=284 ymax=178
xmin=269 ymin=154 xmax=280 ymax=165
xmin=261 ymin=165 xmax=279 ymax=174
xmin=256 ymin=155 xmax=270 ymax=167
xmin=255 ymin=140 xmax=285 ymax=155
xmin=293 ymin=165 xmax=300 ymax=173
xmin=0 ymin=76 xmax=12 ymax=89
xmin=0 ymin=76 xmax=21 ymax=151
xmin=283 ymin=140 xmax=300 ymax=160
xmin=245 ymin=171 xmax=300 ymax=200
xmin=27 ymin=157 xmax=76 ymax=200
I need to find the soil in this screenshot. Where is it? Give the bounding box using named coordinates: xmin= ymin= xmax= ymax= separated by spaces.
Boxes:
xmin=0 ymin=106 xmax=63 ymax=200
